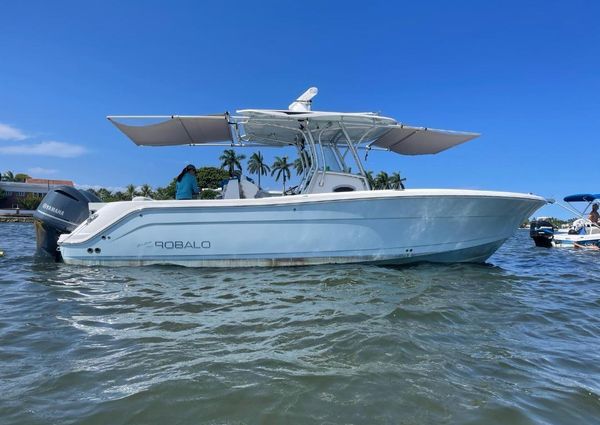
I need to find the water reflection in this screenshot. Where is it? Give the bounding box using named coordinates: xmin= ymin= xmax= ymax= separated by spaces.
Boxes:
xmin=1 ymin=224 xmax=600 ymax=424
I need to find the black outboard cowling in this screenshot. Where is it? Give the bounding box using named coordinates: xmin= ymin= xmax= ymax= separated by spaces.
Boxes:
xmin=33 ymin=186 xmax=101 ymax=261
xmin=529 ymin=219 xmax=555 ymax=248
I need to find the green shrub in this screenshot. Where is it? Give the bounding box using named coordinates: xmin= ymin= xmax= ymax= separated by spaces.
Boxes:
xmin=197 ymin=167 xmax=229 ymax=189
xmin=200 ymin=189 xmax=219 ymax=200
xmin=18 ymin=193 xmax=42 ymax=210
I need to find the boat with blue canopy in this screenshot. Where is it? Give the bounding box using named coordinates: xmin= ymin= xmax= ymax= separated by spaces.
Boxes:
xmin=563 ymin=194 xmax=600 ymax=202
xmin=530 ymin=193 xmax=600 ymax=248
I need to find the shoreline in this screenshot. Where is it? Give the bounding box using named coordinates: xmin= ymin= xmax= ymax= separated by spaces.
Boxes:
xmin=0 ymin=216 xmax=34 ymax=223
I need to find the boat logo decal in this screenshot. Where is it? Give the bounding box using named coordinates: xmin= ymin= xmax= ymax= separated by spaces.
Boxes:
xmin=42 ymin=203 xmax=65 ymax=216
xmin=155 ymin=241 xmax=211 ymax=249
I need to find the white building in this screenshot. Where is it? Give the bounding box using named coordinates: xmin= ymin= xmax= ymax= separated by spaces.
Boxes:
xmin=0 ymin=178 xmax=74 ymax=209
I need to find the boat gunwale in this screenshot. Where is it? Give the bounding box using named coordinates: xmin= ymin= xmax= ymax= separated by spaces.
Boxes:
xmin=61 ymin=189 xmax=546 ymax=246
xmin=88 ymin=188 xmax=547 ymax=210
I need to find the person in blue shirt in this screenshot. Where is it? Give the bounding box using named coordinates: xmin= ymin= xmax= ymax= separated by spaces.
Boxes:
xmin=175 ymin=164 xmax=200 ymax=200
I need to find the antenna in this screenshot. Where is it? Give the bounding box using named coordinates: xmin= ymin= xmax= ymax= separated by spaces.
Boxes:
xmin=288 ymin=87 xmax=319 ymax=112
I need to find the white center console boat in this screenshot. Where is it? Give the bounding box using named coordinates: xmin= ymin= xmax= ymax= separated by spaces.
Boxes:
xmin=34 ymin=88 xmax=546 ymax=266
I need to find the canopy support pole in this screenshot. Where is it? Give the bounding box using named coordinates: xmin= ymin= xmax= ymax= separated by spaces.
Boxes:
xmin=339 ymin=122 xmax=367 ymax=180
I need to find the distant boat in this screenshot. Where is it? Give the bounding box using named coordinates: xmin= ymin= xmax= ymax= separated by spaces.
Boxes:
xmin=34 ymin=87 xmax=546 ymax=267
xmin=530 ymin=194 xmax=600 ymax=248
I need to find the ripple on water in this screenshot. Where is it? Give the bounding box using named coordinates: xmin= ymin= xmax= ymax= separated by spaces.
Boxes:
xmin=1 ymin=224 xmax=600 ymax=424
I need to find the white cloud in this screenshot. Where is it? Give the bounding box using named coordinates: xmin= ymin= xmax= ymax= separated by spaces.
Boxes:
xmin=0 ymin=123 xmax=27 ymax=141
xmin=28 ymin=167 xmax=59 ymax=176
xmin=0 ymin=141 xmax=87 ymax=158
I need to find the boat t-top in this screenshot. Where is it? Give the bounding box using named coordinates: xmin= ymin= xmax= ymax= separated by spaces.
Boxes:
xmin=34 ymin=88 xmax=546 ymax=267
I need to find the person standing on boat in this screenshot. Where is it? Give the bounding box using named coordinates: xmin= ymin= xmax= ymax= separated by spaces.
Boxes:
xmin=175 ymin=164 xmax=200 ymax=200
xmin=589 ymin=204 xmax=600 ymax=225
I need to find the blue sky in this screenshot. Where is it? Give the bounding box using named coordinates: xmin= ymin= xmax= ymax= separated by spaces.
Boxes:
xmin=1 ymin=0 xmax=598 ymax=217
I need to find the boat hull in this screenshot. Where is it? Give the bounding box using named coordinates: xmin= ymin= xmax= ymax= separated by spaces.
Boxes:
xmin=552 ymin=233 xmax=600 ymax=248
xmin=58 ymin=190 xmax=546 ymax=267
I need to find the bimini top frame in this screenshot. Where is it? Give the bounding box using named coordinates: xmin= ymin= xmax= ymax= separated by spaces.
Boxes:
xmin=558 ymin=193 xmax=600 ymax=218
xmin=107 ymin=88 xmax=480 ymax=193
xmin=107 ymin=109 xmax=479 ymax=155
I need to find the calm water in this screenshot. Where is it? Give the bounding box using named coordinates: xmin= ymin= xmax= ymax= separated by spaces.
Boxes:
xmin=1 ymin=223 xmax=599 ymax=425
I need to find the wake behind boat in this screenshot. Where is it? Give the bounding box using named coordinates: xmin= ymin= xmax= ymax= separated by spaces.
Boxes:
xmin=34 ymin=88 xmax=546 ymax=267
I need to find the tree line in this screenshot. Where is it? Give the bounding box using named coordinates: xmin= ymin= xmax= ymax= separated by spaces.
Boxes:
xmin=2 ymin=149 xmax=405 ymax=205
xmin=1 ymin=171 xmax=31 ymax=182
xmin=220 ymin=149 xmax=406 ymax=191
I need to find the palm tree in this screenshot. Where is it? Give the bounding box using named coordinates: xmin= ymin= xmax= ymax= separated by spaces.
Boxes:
xmin=365 ymin=171 xmax=375 ymax=189
xmin=153 ymin=186 xmax=170 ymax=200
xmin=247 ymin=151 xmax=270 ymax=188
xmin=293 ymin=158 xmax=304 ymax=175
xmin=140 ymin=184 xmax=153 ymax=198
xmin=113 ymin=191 xmax=127 ymax=201
xmin=97 ymin=188 xmax=112 ymax=202
xmin=375 ymin=171 xmax=390 ymax=190
xmin=389 ymin=172 xmax=406 ymax=190
xmin=294 ymin=151 xmax=312 ymax=176
xmin=2 ymin=171 xmax=15 ymax=182
xmin=271 ymin=156 xmax=292 ymax=193
xmin=219 ymin=149 xmax=246 ymax=177
xmin=126 ymin=184 xmax=137 ymax=200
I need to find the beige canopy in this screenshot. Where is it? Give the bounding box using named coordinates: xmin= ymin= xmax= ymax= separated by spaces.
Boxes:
xmin=372 ymin=125 xmax=479 ymax=155
xmin=108 ymin=115 xmax=232 ymax=146
xmin=108 ymin=111 xmax=478 ymax=155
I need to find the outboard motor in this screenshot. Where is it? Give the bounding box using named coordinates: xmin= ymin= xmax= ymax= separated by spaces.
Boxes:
xmin=33 ymin=186 xmax=101 ymax=261
xmin=529 ymin=219 xmax=555 ymax=248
